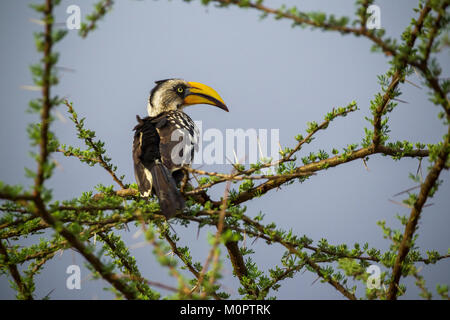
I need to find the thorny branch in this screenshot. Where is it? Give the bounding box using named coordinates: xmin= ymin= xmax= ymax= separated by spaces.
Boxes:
xmin=387 ymin=129 xmax=450 ymax=299
xmin=63 ymin=100 xmax=126 ymax=189
xmin=0 ymin=241 xmax=33 ymax=300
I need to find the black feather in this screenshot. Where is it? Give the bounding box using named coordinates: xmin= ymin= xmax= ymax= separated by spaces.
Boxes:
xmin=150 ymin=163 xmax=185 ymax=218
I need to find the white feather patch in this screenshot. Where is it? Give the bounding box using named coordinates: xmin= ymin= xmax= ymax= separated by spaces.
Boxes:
xmin=142 ymin=168 xmax=153 ymax=197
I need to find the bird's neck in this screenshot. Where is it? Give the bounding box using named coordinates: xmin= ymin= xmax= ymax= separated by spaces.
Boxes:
xmin=147 ymin=102 xmax=185 ymax=118
xmin=147 ymin=102 xmax=159 ymax=117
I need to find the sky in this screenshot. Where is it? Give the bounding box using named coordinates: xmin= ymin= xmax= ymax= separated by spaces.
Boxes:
xmin=0 ymin=0 xmax=449 ymax=299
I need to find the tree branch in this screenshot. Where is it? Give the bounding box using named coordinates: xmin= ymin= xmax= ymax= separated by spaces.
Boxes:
xmin=0 ymin=241 xmax=33 ymax=300
xmin=387 ymin=130 xmax=450 ymax=300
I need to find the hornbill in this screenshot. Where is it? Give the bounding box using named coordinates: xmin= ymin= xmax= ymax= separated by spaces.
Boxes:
xmin=132 ymin=79 xmax=228 ymax=219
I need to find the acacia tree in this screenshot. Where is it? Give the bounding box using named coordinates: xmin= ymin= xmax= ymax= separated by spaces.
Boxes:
xmin=0 ymin=0 xmax=449 ymax=300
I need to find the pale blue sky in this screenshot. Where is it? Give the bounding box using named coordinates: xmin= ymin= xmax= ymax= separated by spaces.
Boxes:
xmin=0 ymin=0 xmax=449 ymax=299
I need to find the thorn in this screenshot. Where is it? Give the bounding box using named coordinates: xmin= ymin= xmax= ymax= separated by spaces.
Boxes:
xmin=29 ymin=18 xmax=45 ymax=26
xmin=392 ymin=98 xmax=409 ymax=104
xmin=132 ymin=229 xmax=142 ymax=239
xmin=405 ymin=79 xmax=422 ymax=89
xmin=52 ymin=158 xmax=63 ymax=171
xmin=257 ymin=136 xmax=265 ymax=160
xmin=413 ymin=67 xmax=423 ymax=79
xmin=389 ymin=199 xmax=412 ymax=209
xmin=167 ymin=221 xmax=177 ymax=235
xmin=362 ymin=158 xmax=370 ymax=172
xmin=55 ymin=110 xmax=67 ymax=123
xmin=164 ymin=251 xmax=174 ymax=258
xmin=129 ymin=241 xmax=147 ymax=250
xmin=311 ymin=276 xmax=320 ymax=286
xmin=93 ymin=233 xmax=97 ymax=245
xmin=81 ymin=273 xmax=92 ymax=285
xmin=20 ymin=85 xmax=42 ymax=91
xmin=54 ymin=22 xmax=68 ymax=27
xmin=232 ymin=149 xmax=239 ymax=165
xmin=417 ymin=158 xmax=423 ymax=183
xmin=392 ymin=185 xmax=420 ymax=197
xmin=55 ymin=66 xmax=76 ymax=73
xmin=43 ymin=288 xmax=56 ymax=299
xmin=278 ymin=141 xmax=283 ymax=154
xmin=191 ymin=172 xmax=201 ymax=185
xmin=225 ymin=156 xmax=235 ymax=166
xmin=190 ymin=284 xmax=199 ymax=294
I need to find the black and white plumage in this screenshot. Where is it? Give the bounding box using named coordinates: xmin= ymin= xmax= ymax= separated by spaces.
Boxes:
xmin=132 ymin=79 xmax=228 ymax=219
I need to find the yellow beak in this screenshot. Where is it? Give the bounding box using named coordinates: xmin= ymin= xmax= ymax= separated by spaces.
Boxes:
xmin=183 ymin=81 xmax=229 ymax=112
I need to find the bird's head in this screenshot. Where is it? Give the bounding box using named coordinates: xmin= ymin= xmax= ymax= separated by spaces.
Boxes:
xmin=147 ymin=79 xmax=228 ymax=117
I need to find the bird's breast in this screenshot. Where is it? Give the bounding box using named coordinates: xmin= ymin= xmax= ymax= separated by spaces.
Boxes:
xmin=156 ymin=111 xmax=199 ymax=169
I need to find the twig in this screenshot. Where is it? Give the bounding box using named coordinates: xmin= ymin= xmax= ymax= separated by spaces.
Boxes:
xmin=63 ymin=100 xmax=126 ymax=189
xmin=197 ymin=177 xmax=232 ymax=298
xmin=0 ymin=241 xmax=33 ymax=300
xmin=163 ymin=234 xmax=222 ymax=300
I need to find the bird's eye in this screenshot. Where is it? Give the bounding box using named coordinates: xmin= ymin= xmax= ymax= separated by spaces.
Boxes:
xmin=177 ymin=87 xmax=184 ymax=93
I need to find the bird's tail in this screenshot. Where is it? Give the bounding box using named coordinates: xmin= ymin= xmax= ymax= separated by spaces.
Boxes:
xmin=150 ymin=163 xmax=185 ymax=219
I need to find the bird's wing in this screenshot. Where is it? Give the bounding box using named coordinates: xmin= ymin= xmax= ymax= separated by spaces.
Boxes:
xmin=132 ymin=116 xmax=161 ymax=196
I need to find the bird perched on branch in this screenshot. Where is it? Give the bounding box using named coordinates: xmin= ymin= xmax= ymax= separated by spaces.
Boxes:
xmin=132 ymin=79 xmax=228 ymax=219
